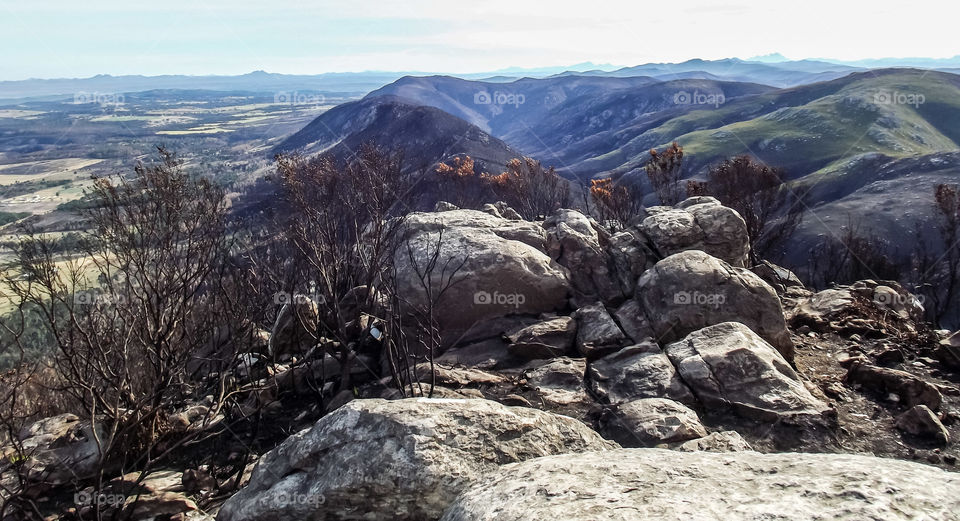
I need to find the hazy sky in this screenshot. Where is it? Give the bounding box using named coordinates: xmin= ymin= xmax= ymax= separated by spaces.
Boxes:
xmin=2 ymin=0 xmax=959 ymax=80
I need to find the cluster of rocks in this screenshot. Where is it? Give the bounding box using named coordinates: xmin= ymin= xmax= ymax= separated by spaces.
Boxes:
xmin=7 ymin=196 xmax=959 ymax=520
xmin=399 ymin=198 xmax=831 ymax=450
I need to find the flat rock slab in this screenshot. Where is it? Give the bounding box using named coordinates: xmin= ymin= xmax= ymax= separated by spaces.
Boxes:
xmin=440 ymin=449 xmax=960 ymax=521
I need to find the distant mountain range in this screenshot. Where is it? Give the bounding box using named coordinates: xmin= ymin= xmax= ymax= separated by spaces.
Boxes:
xmin=276 ymin=66 xmax=960 ymax=267
xmin=288 ymin=68 xmax=960 ymax=179
xmin=5 ymin=56 xmax=960 ymax=100
xmin=548 ymin=58 xmax=863 ymax=87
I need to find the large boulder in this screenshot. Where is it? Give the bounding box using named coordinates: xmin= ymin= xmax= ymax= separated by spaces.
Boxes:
xmin=394 ymin=210 xmax=570 ymax=340
xmin=599 ymin=398 xmax=707 ymax=447
xmin=439 ymin=449 xmax=960 ymax=521
xmin=664 ymin=322 xmax=828 ymax=422
xmin=543 ymin=209 xmax=628 ymax=303
xmin=635 ymin=250 xmax=794 ymax=361
xmin=217 ymin=398 xmax=615 ymax=521
xmin=586 ymin=343 xmax=695 ymax=405
xmin=638 ymin=196 xmax=750 ymax=267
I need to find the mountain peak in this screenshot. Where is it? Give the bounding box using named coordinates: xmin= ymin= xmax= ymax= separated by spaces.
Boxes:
xmin=747 ymin=53 xmax=789 ymax=63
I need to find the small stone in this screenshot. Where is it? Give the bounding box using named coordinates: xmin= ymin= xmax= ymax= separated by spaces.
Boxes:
xmin=896 ymin=405 xmax=951 ymax=445
xmin=500 ymin=394 xmax=532 ymax=407
xmin=875 ymin=349 xmax=905 ymax=367
xmin=823 ymin=382 xmax=846 ymax=400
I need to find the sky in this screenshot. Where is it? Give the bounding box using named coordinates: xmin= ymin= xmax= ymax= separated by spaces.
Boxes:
xmin=2 ymin=0 xmax=959 ymax=80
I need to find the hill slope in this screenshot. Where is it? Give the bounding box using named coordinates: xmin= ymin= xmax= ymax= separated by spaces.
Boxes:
xmin=560 ymin=69 xmax=960 ymax=179
xmin=365 ymin=75 xmax=662 ymax=136
xmin=274 ymin=95 xmax=521 ymax=174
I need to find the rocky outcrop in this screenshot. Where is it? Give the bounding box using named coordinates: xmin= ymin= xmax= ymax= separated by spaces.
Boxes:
xmin=638 ymin=196 xmax=750 ymax=267
xmin=439 ymin=449 xmax=960 ymax=521
xmin=599 ymin=398 xmax=707 ymax=447
xmin=572 ymin=302 xmax=629 ymax=359
xmin=394 ymin=210 xmax=570 ymax=339
xmin=217 ymin=398 xmax=615 ymax=521
xmin=664 ymin=322 xmax=829 ymax=422
xmin=788 ymin=280 xmax=925 ymax=336
xmin=505 ymin=317 xmax=576 ymax=360
xmin=635 ymin=250 xmax=794 ymax=360
xmin=523 ymin=358 xmax=592 ymax=409
xmin=543 ymin=209 xmax=630 ymax=304
xmin=612 ymin=300 xmax=655 ymax=343
xmin=586 ymin=343 xmax=695 ymax=405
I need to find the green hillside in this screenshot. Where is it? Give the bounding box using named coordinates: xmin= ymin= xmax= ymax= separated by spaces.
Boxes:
xmin=578 ymin=70 xmax=960 ymax=179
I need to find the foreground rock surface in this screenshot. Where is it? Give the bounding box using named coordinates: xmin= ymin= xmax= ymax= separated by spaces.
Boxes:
xmin=217 ymin=398 xmax=615 ymax=521
xmin=440 ymin=449 xmax=960 ymax=521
